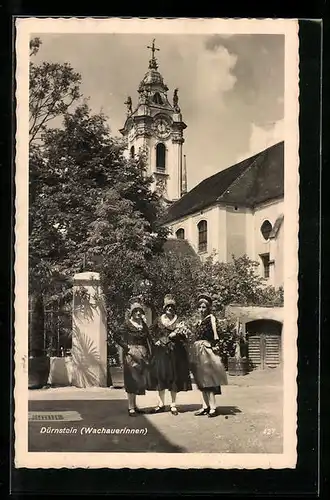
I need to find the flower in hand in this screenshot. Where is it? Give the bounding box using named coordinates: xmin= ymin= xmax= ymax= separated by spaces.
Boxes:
xmin=173 ymin=322 xmax=190 ymax=339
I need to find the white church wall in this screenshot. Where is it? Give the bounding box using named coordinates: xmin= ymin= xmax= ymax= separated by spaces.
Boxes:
xmin=245 ymin=209 xmax=255 ymax=260
xmin=167 ymin=141 xmax=182 ymax=201
xmin=225 ymin=206 xmax=248 ymax=262
xmin=167 ymin=197 xmax=284 ymax=288
xmin=167 ymin=205 xmax=220 ymax=259
xmin=167 ymin=215 xmax=192 ymax=246
xmin=144 ymin=136 xmax=181 ymax=201
xmin=132 ymin=136 xmax=145 ymax=159
xmin=253 ymin=198 xmax=284 ymax=287
xmin=271 ymin=221 xmax=284 ymax=288
xmin=253 ymin=198 xmax=283 ymax=255
xmin=192 ymin=207 xmax=220 ymax=261
xmin=216 ymin=207 xmax=227 ymax=262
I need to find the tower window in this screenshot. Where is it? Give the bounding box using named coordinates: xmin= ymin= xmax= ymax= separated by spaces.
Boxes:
xmin=153 ymin=92 xmax=163 ymax=105
xmin=260 ymin=220 xmax=272 ymax=240
xmin=130 ymin=145 xmax=135 ymax=158
xmin=176 ymin=228 xmax=185 ymax=240
xmin=156 ymin=143 xmax=166 ymax=171
xmin=197 ymin=220 xmax=207 ymax=253
xmin=260 ymin=253 xmax=270 ymax=279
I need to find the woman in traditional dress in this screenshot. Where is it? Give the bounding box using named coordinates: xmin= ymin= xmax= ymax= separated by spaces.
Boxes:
xmin=190 ymin=293 xmax=228 ymax=418
xmin=150 ymin=295 xmax=192 ymax=415
xmin=113 ymin=300 xmax=152 ymax=417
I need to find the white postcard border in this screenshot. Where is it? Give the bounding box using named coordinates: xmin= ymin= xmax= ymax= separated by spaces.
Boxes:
xmin=14 ymin=17 xmax=300 ymax=470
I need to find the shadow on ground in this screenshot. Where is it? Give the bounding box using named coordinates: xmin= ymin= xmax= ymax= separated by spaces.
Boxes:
xmin=176 ymin=404 xmax=241 ymax=416
xmin=28 ymin=399 xmax=184 ymax=453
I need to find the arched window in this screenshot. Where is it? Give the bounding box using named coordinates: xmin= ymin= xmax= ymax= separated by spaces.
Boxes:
xmin=153 ymin=92 xmax=163 ymax=105
xmin=156 ymin=143 xmax=166 ymax=171
xmin=130 ymin=145 xmax=135 ymax=158
xmin=176 ymin=228 xmax=185 ymax=240
xmin=260 ymin=220 xmax=273 ymax=241
xmin=197 ymin=220 xmax=207 ymax=253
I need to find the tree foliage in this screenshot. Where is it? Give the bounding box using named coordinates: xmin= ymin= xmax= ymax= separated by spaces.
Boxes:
xmin=29 ymin=37 xmax=82 ymax=145
xmin=146 ymin=250 xmax=201 ymax=317
xmin=197 ymin=254 xmax=283 ymax=312
xmin=29 ymin=38 xmax=169 ymax=348
xmin=146 ymin=252 xmax=283 ymax=321
xmin=29 ymin=102 xmax=168 ymax=298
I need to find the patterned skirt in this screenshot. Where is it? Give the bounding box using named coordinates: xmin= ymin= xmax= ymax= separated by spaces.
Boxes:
xmin=123 ymin=344 xmax=150 ymax=395
xmin=190 ymin=340 xmax=228 ymax=394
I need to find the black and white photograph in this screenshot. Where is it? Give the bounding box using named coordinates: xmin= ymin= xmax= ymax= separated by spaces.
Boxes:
xmin=14 ymin=18 xmax=299 ymax=469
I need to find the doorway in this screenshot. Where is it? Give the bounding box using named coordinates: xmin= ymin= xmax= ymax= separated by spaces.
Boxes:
xmin=246 ymin=319 xmax=282 ymax=370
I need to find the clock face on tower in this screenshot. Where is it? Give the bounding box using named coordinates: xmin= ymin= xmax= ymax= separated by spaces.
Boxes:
xmin=153 ymin=117 xmax=171 ymax=139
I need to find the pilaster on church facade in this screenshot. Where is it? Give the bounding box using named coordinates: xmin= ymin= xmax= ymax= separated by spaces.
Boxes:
xmin=119 ymin=39 xmax=187 ymax=202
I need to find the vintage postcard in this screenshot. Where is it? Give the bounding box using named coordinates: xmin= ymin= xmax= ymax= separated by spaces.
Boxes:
xmin=14 ymin=17 xmax=299 ymax=470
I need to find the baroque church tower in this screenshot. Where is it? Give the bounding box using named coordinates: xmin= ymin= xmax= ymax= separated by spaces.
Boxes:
xmin=119 ymin=39 xmax=187 ymax=202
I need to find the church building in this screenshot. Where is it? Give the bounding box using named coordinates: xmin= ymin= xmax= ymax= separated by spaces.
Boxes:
xmin=119 ymin=40 xmax=284 ymax=291
xmin=163 ymin=141 xmax=284 ymax=289
xmin=119 ymin=39 xmax=187 ymax=203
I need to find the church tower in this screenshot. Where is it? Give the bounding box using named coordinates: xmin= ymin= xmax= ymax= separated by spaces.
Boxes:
xmin=119 ymin=39 xmax=187 ymax=202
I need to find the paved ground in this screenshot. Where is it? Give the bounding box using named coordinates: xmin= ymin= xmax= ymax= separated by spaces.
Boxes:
xmin=28 ymin=367 xmax=283 ymax=454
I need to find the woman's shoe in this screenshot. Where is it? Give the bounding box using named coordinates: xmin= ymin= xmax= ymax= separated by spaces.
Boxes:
xmin=128 ymin=409 xmax=137 ymax=417
xmin=152 ymin=405 xmax=166 ymax=414
xmin=170 ymin=406 xmax=179 ymax=415
xmin=134 ymin=407 xmax=144 ymax=414
xmin=208 ymin=409 xmax=218 ymax=418
xmin=194 ymin=407 xmax=210 ymax=416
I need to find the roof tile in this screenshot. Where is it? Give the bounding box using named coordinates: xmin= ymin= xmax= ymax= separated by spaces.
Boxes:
xmin=163 ymin=141 xmax=284 ymax=223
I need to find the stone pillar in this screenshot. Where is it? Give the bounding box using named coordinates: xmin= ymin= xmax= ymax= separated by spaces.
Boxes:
xmin=71 ymin=272 xmax=107 ymax=388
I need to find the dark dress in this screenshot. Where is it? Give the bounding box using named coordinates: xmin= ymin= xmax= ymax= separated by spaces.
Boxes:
xmin=190 ymin=314 xmax=228 ymax=394
xmin=149 ymin=316 xmax=192 ymax=392
xmin=114 ymin=319 xmax=152 ymax=395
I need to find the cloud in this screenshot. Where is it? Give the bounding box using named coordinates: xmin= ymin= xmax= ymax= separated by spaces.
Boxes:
xmin=194 ymin=45 xmax=237 ymax=111
xmin=205 ymin=34 xmax=284 ymax=123
xmin=170 ymin=37 xmax=237 ymax=114
xmin=236 ymin=119 xmax=284 ymax=162
xmin=198 ymin=45 xmax=237 ymax=93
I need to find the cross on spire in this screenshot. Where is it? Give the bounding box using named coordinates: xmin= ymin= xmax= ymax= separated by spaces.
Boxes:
xmin=147 ymin=39 xmax=160 ymax=58
xmin=147 ymin=39 xmax=160 ymax=69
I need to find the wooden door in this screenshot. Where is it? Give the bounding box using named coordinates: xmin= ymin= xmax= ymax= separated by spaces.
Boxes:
xmin=264 ymin=333 xmax=281 ymax=367
xmin=246 ymin=320 xmax=282 ymax=370
xmin=246 ymin=334 xmax=262 ymax=369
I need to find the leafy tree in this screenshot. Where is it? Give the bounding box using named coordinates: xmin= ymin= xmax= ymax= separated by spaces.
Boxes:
xmin=196 ymin=254 xmax=283 ymax=313
xmin=31 ymin=103 xmax=167 ymax=271
xmin=29 ymin=37 xmax=83 ymax=358
xmin=28 ymin=39 xmax=169 ymax=357
xmin=146 ymin=252 xmax=283 ymax=321
xmin=29 ymin=37 xmax=81 ymax=145
xmin=28 ymin=293 xmax=45 ymax=356
xmin=87 ymin=185 xmax=168 ymax=331
xmin=29 ymin=101 xmax=169 ymax=349
xmin=146 ymin=249 xmax=201 ymax=317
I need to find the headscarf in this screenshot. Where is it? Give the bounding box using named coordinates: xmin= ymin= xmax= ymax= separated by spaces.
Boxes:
xmin=163 ymin=294 xmax=176 ymax=310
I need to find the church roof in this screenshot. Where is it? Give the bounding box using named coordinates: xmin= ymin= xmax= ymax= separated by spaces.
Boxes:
xmin=163 ymin=141 xmax=284 ymax=223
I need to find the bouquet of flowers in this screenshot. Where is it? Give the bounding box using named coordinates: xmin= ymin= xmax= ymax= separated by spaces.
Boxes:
xmin=172 ymin=321 xmax=191 ymax=341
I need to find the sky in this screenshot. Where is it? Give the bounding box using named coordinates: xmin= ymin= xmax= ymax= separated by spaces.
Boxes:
xmin=32 ymin=33 xmax=284 ymax=190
